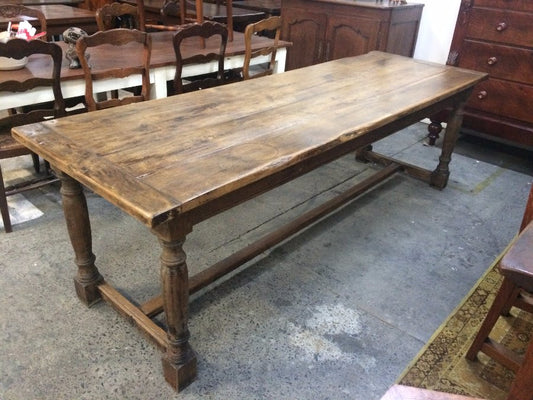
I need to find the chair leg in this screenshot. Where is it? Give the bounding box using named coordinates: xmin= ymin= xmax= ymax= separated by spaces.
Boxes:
xmin=500 ymin=287 xmax=523 ymax=316
xmin=31 ymin=153 xmax=40 ymax=173
xmin=0 ymin=165 xmax=13 ymax=233
xmin=465 ymin=277 xmax=517 ymax=361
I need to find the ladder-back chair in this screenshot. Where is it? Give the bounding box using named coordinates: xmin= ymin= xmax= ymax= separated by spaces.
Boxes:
xmin=96 ymin=2 xmax=145 ymax=31
xmin=75 ymin=28 xmax=152 ymax=111
xmin=0 ymin=39 xmax=65 ymax=233
xmin=242 ymin=15 xmax=280 ymax=80
xmin=171 ymin=21 xmax=228 ymax=94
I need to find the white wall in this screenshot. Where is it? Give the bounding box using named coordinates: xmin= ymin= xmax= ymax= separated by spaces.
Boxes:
xmin=412 ymin=0 xmax=462 ymax=64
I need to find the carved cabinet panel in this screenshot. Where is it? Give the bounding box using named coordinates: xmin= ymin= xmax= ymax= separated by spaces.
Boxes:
xmin=281 ymin=0 xmax=424 ymax=71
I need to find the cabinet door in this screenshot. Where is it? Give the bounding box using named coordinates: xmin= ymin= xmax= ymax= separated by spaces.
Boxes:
xmin=325 ymin=15 xmax=381 ymax=61
xmin=282 ymin=9 xmax=327 ymax=70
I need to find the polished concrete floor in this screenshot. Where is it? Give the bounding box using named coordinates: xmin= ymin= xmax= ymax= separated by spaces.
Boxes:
xmin=1 ymin=123 xmax=532 ymax=399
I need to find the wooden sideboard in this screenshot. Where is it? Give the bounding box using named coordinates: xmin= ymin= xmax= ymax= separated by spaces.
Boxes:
xmin=442 ymin=0 xmax=533 ymax=148
xmin=280 ymin=0 xmax=423 ymax=71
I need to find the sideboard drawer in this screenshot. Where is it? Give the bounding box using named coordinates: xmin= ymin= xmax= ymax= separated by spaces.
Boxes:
xmin=468 ymin=79 xmax=533 ymax=124
xmin=442 ymin=0 xmax=533 ymax=148
xmin=474 ymin=0 xmax=533 ymax=12
xmin=460 ymin=40 xmax=533 ymax=83
xmin=467 ymin=8 xmax=532 ymax=47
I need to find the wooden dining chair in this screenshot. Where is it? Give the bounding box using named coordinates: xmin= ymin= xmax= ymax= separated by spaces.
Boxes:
xmin=96 ymin=1 xmax=145 ymax=32
xmin=0 ymin=39 xmax=66 ymax=233
xmin=465 ymin=183 xmax=533 ymax=397
xmin=171 ymin=21 xmax=228 ymax=94
xmin=75 ymin=28 xmax=152 ymax=111
xmin=242 ymin=15 xmax=281 ymax=80
xmin=0 ymin=4 xmax=47 ymax=40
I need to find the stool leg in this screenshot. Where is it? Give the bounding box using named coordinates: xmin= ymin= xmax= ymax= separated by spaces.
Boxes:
xmin=466 ymin=277 xmax=517 ymax=361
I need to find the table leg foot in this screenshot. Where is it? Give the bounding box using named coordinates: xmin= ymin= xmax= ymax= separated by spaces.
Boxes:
xmin=73 ymin=262 xmax=103 ymax=307
xmin=429 ymin=170 xmax=449 ymax=190
xmin=162 ymin=349 xmax=197 ymax=392
xmin=355 ymin=145 xmax=372 ymax=162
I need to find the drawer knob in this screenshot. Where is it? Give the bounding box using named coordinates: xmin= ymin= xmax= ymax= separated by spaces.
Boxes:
xmin=487 ymin=57 xmax=498 ymax=65
xmin=477 ymin=90 xmax=487 ymax=100
xmin=496 ymin=22 xmax=508 ymax=32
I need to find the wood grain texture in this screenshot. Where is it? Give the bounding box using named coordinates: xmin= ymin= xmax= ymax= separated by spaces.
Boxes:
xmin=12 ymin=52 xmax=486 ymax=228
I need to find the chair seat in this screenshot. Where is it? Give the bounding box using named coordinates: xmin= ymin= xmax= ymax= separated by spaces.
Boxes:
xmin=500 ymin=222 xmax=533 ymax=292
xmin=0 ymin=135 xmax=31 ymax=159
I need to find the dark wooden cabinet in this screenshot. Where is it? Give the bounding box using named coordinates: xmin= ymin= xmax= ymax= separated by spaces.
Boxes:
xmin=281 ymin=0 xmax=423 ymax=71
xmin=445 ymin=0 xmax=533 ymax=148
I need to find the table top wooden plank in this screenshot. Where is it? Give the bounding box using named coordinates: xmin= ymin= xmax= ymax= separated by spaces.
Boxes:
xmin=12 ymin=52 xmax=487 ymax=228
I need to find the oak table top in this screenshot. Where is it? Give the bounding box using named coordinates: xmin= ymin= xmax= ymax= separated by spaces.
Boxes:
xmin=12 ymin=51 xmax=487 ymax=392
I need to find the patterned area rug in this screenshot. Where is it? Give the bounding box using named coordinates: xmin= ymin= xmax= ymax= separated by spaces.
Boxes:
xmin=398 ymin=243 xmax=533 ymax=399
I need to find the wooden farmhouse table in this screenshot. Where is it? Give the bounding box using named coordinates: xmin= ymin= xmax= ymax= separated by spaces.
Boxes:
xmin=0 ymin=30 xmax=289 ymax=111
xmin=0 ymin=4 xmax=97 ymax=38
xmin=12 ymin=51 xmax=487 ymax=392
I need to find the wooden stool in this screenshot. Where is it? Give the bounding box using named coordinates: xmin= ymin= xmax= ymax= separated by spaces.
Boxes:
xmin=466 ymin=185 xmax=533 ymax=373
xmin=381 ymin=385 xmax=485 ymax=400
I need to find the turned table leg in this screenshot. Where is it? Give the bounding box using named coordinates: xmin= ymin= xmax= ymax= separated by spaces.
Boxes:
xmin=155 ymin=227 xmax=197 ymax=391
xmin=427 ymin=117 xmax=443 ymax=146
xmin=56 ymin=170 xmax=103 ymax=306
xmin=430 ymin=94 xmax=469 ymax=189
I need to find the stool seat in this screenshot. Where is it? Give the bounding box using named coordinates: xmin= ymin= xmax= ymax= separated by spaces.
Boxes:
xmin=500 ymin=222 xmax=533 ymax=292
xmin=380 ymin=385 xmax=485 ymax=400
